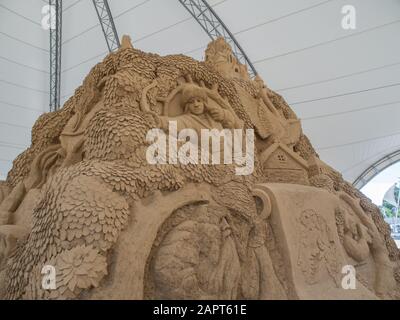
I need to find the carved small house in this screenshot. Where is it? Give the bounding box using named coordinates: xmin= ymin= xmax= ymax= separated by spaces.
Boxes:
xmin=260 ymin=143 xmax=309 ymax=185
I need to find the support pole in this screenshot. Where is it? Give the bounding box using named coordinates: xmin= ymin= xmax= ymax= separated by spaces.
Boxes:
xmin=49 ymin=0 xmax=62 ymax=111
xmin=92 ymin=0 xmax=120 ymax=52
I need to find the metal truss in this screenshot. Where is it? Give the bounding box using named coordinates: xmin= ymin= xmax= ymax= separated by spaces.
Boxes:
xmin=179 ymin=0 xmax=257 ymax=78
xmin=49 ymin=0 xmax=62 ymax=112
xmin=353 ymin=149 xmax=400 ymax=189
xmin=92 ymin=0 xmax=120 ymax=52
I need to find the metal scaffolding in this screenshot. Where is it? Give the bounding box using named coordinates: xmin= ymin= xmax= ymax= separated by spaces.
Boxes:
xmin=49 ymin=0 xmax=62 ymax=112
xmin=178 ymin=0 xmax=257 ymax=78
xmin=92 ymin=0 xmax=120 ymax=52
xmin=353 ymin=149 xmax=400 ymax=189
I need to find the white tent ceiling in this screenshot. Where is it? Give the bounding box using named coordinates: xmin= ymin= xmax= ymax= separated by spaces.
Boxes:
xmin=0 ymin=0 xmax=399 ymax=186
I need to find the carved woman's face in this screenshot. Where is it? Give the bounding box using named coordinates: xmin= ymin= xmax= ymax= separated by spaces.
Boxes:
xmin=186 ymin=97 xmax=205 ymax=115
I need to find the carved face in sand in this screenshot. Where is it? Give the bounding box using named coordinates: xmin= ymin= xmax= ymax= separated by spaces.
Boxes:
xmin=185 ymin=97 xmax=206 ymax=115
xmin=182 ymin=85 xmax=208 ymax=115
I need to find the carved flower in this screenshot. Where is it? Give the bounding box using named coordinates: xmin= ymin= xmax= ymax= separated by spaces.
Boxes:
xmin=55 ymin=245 xmax=107 ymax=297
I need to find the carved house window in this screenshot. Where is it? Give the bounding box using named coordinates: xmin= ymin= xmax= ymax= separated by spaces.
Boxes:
xmin=277 ymin=153 xmax=286 ymax=163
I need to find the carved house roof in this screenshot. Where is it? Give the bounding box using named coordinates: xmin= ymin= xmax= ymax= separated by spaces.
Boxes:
xmin=260 ymin=142 xmax=309 ymax=170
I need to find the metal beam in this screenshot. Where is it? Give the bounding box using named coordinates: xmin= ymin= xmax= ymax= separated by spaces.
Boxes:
xmin=92 ymin=0 xmax=120 ymax=52
xmin=353 ymin=149 xmax=400 ymax=189
xmin=49 ymin=0 xmax=62 ymax=112
xmin=179 ymin=0 xmax=257 ymax=78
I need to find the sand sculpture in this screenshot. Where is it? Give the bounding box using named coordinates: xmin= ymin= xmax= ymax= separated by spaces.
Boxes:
xmin=0 ymin=35 xmax=399 ymax=300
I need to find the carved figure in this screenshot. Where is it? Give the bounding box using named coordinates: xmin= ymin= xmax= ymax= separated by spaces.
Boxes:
xmin=339 ymin=193 xmax=396 ymax=297
xmin=335 ymin=206 xmax=370 ymax=262
xmin=297 ymin=209 xmax=341 ymax=286
xmin=150 ymin=204 xmax=241 ymax=299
